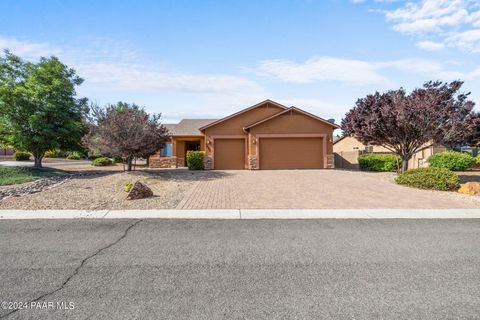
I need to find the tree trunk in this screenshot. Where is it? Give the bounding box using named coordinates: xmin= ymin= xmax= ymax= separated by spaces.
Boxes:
xmin=126 ymin=157 xmax=133 ymax=171
xmin=401 ymin=156 xmax=409 ymax=173
xmin=146 ymin=157 xmax=150 ymax=167
xmin=34 ymin=154 xmax=43 ymax=169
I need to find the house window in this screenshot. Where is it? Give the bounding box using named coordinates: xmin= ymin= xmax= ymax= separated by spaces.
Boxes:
xmin=160 ymin=143 xmax=172 ymax=157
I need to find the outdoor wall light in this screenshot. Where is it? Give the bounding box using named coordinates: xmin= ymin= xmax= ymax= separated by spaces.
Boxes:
xmin=252 ymin=138 xmax=257 ymax=144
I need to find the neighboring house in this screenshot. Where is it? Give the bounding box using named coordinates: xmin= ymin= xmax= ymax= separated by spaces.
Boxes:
xmin=150 ymin=99 xmax=340 ymax=169
xmin=333 ymin=136 xmax=446 ymax=170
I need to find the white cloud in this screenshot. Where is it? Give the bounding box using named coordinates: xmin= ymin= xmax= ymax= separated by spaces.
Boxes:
xmin=0 ymin=37 xmax=63 ymax=58
xmin=253 ymin=57 xmax=387 ymax=85
xmin=385 ymin=0 xmax=475 ymax=34
xmin=0 ymin=36 xmax=266 ymax=97
xmin=383 ymin=0 xmax=480 ymax=52
xmin=251 ymin=55 xmax=480 ymax=85
xmin=416 ymin=40 xmax=445 ymax=51
xmin=445 ymin=29 xmax=480 ymax=52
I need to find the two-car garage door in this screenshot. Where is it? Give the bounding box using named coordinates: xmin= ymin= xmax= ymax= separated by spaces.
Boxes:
xmin=259 ymin=137 xmax=324 ymax=169
xmin=213 ymin=137 xmax=324 ymax=169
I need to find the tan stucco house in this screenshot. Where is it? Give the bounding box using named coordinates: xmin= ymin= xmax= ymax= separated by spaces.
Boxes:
xmin=150 ymin=99 xmax=340 ymax=169
xmin=333 ymin=136 xmax=447 ymax=169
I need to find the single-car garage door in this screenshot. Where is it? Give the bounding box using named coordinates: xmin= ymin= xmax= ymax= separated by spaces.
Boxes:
xmin=214 ymin=139 xmax=245 ymax=169
xmin=259 ymin=137 xmax=323 ymax=169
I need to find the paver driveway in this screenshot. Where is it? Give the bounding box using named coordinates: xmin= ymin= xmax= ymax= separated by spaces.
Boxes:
xmin=177 ymin=170 xmax=480 ymax=209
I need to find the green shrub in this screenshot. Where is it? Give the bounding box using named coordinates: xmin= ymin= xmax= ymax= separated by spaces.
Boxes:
xmin=427 ymin=151 xmax=473 ymax=171
xmin=186 ymin=151 xmax=204 ymax=170
xmin=124 ymin=182 xmax=133 ymax=192
xmin=475 ymin=155 xmax=480 ymax=166
xmin=66 ymin=152 xmax=81 ymax=160
xmin=13 ymin=151 xmax=31 ymax=161
xmin=358 ymin=153 xmax=400 ymax=172
xmin=44 ymin=150 xmax=58 ymax=158
xmin=112 ymin=156 xmax=124 ymax=163
xmin=395 ymin=167 xmax=460 ymax=191
xmin=92 ymin=156 xmax=113 ymax=166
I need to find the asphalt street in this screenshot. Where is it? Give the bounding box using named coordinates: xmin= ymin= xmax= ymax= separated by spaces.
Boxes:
xmin=0 ymin=219 xmax=479 ymax=319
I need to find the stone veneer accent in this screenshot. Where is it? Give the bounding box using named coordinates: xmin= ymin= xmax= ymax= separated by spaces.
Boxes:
xmin=248 ymin=155 xmax=258 ymax=170
xmin=326 ymin=154 xmax=335 ymax=169
xmin=204 ymin=155 xmax=213 ymax=170
xmin=149 ymin=157 xmax=183 ymax=168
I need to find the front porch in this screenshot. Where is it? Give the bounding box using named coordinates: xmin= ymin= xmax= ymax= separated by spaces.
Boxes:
xmin=150 ymin=136 xmax=205 ymax=168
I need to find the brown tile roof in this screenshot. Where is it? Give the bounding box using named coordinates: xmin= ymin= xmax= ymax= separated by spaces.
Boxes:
xmin=164 ymin=119 xmax=218 ymax=136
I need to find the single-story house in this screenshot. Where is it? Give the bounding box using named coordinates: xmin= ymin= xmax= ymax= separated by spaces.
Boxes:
xmin=333 ymin=136 xmax=447 ymax=169
xmin=150 ymin=99 xmax=340 ymax=169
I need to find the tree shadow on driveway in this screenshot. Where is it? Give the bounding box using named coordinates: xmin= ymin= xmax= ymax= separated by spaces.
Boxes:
xmin=458 ymin=171 xmax=480 ymax=183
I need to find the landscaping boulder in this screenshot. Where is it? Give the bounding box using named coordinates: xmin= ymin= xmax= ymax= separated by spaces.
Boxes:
xmin=126 ymin=181 xmax=153 ymax=200
xmin=458 ymin=182 xmax=480 ymax=196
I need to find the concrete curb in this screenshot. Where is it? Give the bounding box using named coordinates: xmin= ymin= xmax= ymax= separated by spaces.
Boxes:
xmin=1 ymin=209 xmax=480 ymax=219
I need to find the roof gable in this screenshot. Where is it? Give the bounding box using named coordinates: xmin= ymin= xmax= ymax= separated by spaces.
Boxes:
xmin=199 ymin=99 xmax=288 ymax=131
xmin=243 ymin=107 xmax=340 ymax=130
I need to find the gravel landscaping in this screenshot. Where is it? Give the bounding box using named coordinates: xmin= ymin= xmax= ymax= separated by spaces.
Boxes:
xmin=0 ymin=169 xmax=210 ymax=210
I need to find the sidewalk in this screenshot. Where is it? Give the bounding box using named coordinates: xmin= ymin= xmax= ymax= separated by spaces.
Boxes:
xmin=1 ymin=209 xmax=480 ymax=219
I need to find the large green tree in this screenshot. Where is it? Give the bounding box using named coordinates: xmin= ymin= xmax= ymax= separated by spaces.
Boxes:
xmin=0 ymin=50 xmax=88 ymax=168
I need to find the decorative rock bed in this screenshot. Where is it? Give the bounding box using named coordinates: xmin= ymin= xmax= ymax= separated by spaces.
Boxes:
xmin=0 ymin=176 xmax=72 ymax=200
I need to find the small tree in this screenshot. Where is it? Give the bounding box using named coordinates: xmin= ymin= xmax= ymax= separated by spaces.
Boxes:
xmin=84 ymin=102 xmax=169 ymax=171
xmin=0 ymin=51 xmax=87 ymax=168
xmin=342 ymin=81 xmax=480 ymax=172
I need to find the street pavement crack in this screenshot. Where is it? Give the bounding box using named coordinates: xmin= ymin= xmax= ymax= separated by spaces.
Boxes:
xmin=0 ymin=219 xmax=143 ymax=319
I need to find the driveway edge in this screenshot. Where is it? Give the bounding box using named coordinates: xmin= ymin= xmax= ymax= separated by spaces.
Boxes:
xmin=1 ymin=209 xmax=480 ymax=219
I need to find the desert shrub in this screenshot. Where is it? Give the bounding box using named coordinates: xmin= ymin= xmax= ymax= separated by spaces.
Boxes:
xmin=92 ymin=156 xmax=113 ymax=166
xmin=427 ymin=151 xmax=473 ymax=171
xmin=395 ymin=167 xmax=460 ymax=191
xmin=186 ymin=151 xmax=204 ymax=170
xmin=124 ymin=182 xmax=133 ymax=192
xmin=358 ymin=153 xmax=400 ymax=172
xmin=44 ymin=150 xmax=58 ymax=158
xmin=13 ymin=151 xmax=31 ymax=161
xmin=112 ymin=156 xmax=124 ymax=163
xmin=66 ymin=152 xmax=81 ymax=160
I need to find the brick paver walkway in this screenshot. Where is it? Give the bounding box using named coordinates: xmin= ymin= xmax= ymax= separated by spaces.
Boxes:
xmin=176 ymin=170 xmax=480 ymax=209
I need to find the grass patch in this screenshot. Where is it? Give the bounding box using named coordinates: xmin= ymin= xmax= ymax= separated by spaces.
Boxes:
xmin=0 ymin=166 xmax=68 ymax=186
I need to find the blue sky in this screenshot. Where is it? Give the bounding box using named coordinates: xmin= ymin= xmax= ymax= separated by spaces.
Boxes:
xmin=1 ymin=0 xmax=479 ymax=124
